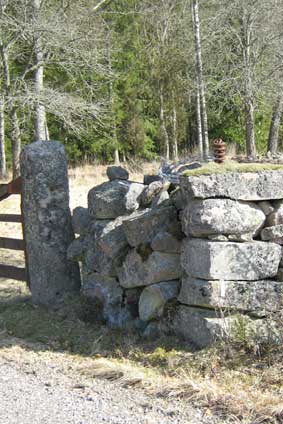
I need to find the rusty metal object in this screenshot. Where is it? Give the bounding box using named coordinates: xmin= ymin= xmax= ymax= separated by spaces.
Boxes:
xmin=213 ymin=138 xmax=226 ymax=164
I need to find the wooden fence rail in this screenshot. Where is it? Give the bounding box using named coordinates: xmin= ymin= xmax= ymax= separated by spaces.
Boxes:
xmin=0 ymin=177 xmax=27 ymax=282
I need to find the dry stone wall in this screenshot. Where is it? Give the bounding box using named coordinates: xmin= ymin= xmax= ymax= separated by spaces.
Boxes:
xmin=68 ymin=167 xmax=283 ymax=347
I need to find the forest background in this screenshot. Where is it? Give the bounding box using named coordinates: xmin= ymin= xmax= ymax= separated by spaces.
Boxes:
xmin=0 ymin=0 xmax=283 ymax=178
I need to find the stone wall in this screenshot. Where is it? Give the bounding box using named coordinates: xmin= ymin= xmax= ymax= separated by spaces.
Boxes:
xmin=68 ymin=167 xmax=283 ymax=347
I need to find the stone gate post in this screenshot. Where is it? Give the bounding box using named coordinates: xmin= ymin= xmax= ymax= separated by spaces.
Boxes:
xmin=21 ymin=141 xmax=81 ymax=306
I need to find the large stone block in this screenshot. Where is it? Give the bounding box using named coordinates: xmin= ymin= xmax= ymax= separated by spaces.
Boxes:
xmin=180 ymin=171 xmax=283 ymax=201
xmin=88 ymin=180 xmax=144 ymax=219
xmin=182 ymin=199 xmax=265 ymax=237
xmin=139 ymin=280 xmax=180 ymax=322
xmin=84 ymin=217 xmax=129 ymax=276
xmin=123 ymin=207 xmax=178 ymax=247
xmin=172 ymin=306 xmax=282 ymax=348
xmin=173 ymin=306 xmax=234 ymax=348
xmin=178 ymin=277 xmax=283 ymax=312
xmin=72 ymin=207 xmax=91 ymax=235
xmin=118 ymin=249 xmax=182 ymax=288
xmin=21 ymin=141 xmax=81 ymax=305
xmin=181 ymin=239 xmax=281 ymax=281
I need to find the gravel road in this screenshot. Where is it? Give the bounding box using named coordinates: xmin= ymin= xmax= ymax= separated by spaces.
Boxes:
xmin=0 ymin=354 xmax=215 ymax=424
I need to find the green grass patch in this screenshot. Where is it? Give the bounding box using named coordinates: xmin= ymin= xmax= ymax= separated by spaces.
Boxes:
xmin=182 ymin=161 xmax=283 ymax=177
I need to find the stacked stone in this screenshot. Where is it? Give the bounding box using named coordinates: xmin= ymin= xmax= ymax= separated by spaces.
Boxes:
xmin=68 ymin=166 xmax=184 ymax=333
xmin=174 ymin=171 xmax=283 ymax=348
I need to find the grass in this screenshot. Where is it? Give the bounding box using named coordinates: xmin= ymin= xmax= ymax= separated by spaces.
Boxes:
xmin=183 ymin=160 xmax=283 ymax=177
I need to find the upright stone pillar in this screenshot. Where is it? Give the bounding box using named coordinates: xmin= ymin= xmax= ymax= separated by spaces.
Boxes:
xmin=21 ymin=141 xmax=81 ymax=305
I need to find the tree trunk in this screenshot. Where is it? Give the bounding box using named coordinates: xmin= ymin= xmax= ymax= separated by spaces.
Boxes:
xmin=10 ymin=108 xmax=21 ymax=179
xmin=0 ymin=96 xmax=6 ymax=178
xmin=195 ymin=78 xmax=203 ymax=158
xmin=107 ymin=29 xmax=119 ymax=165
xmin=191 ymin=0 xmax=209 ymax=159
xmin=242 ymin=9 xmax=257 ymax=159
xmin=159 ymin=86 xmax=170 ymax=161
xmin=0 ymin=41 xmax=21 ymax=177
xmin=0 ymin=95 xmax=6 ymax=178
xmin=172 ymin=98 xmax=179 ymax=161
xmin=267 ymin=92 xmax=283 ymax=155
xmin=33 ymin=0 xmax=48 ymax=140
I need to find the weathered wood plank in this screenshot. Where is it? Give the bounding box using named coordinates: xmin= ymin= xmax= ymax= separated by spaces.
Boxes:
xmin=0 ymin=237 xmax=25 ymax=251
xmin=0 ymin=265 xmax=26 ymax=281
xmin=0 ymin=214 xmax=22 ymax=223
xmin=7 ymin=177 xmax=22 ymax=195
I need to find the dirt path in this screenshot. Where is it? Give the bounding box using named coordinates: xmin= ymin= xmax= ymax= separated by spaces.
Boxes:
xmin=0 ymin=338 xmax=214 ymax=424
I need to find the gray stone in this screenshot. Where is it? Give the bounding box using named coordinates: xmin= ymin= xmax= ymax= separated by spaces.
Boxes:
xmin=170 ymin=188 xmax=184 ymax=210
xmin=88 ymin=180 xmax=144 ymax=219
xmin=151 ymin=231 xmax=181 ymax=253
xmin=139 ymin=280 xmax=180 ymax=321
xmin=96 ymin=216 xmax=129 ymax=258
xmin=173 ymin=306 xmax=283 ymax=347
xmin=21 ymin=141 xmax=81 ymax=306
xmin=277 ymin=268 xmax=283 ymax=282
xmin=258 ymin=201 xmax=274 ymax=216
xmin=81 ymin=273 xmax=123 ymax=324
xmin=67 ymin=236 xmax=87 ymax=261
xmin=85 ymin=217 xmax=129 ymax=276
xmin=261 ymin=224 xmax=283 ymax=243
xmin=142 ymin=321 xmax=162 ymax=339
xmin=182 ymin=199 xmax=265 ymax=238
xmin=181 ymin=239 xmax=281 ymax=281
xmin=106 ymin=165 xmax=129 ymax=181
xmin=140 ymin=181 xmax=170 ymax=207
xmin=227 ymin=233 xmax=254 ymax=242
xmin=180 ymin=171 xmax=283 ymax=201
xmin=208 ymin=235 xmax=228 ymax=242
xmin=151 ymin=190 xmax=170 ymax=208
xmin=118 ymin=250 xmax=182 ymax=288
xmin=178 ymin=277 xmax=283 ymax=312
xmin=173 ymin=306 xmax=234 ymax=348
xmin=123 ymin=207 xmax=178 ymax=247
xmin=266 ymin=200 xmax=283 ymax=226
xmin=72 ymin=207 xmax=91 ymax=235
xmin=143 ymin=174 xmax=163 ymax=185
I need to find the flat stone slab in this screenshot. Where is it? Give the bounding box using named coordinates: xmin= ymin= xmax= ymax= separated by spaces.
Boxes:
xmin=182 ymin=199 xmax=265 ymax=237
xmin=118 ymin=250 xmax=182 ymax=288
xmin=180 ymin=171 xmax=283 ymax=201
xmin=181 ymin=239 xmax=281 ymax=280
xmin=178 ymin=277 xmax=283 ymax=312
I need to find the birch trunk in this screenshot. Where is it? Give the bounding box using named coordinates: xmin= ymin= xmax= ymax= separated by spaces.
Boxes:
xmin=267 ymin=92 xmax=283 ymax=155
xmin=0 ymin=95 xmax=6 ymax=178
xmin=107 ymin=30 xmax=119 ymax=165
xmin=191 ymin=0 xmax=209 ymax=159
xmin=196 ymin=78 xmax=203 ymax=158
xmin=10 ymin=108 xmax=21 ymax=179
xmin=242 ymin=10 xmax=257 ymax=159
xmin=172 ymin=98 xmax=179 ymax=161
xmin=159 ymin=86 xmax=170 ymax=161
xmin=33 ymin=0 xmax=48 ymax=140
xmin=0 ymin=41 xmax=21 ymax=178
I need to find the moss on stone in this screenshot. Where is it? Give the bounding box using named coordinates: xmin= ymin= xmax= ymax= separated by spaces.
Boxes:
xmin=182 ymin=161 xmax=283 ymax=177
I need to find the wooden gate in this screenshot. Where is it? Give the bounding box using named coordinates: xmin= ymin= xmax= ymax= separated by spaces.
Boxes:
xmin=0 ymin=177 xmax=27 ymax=282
